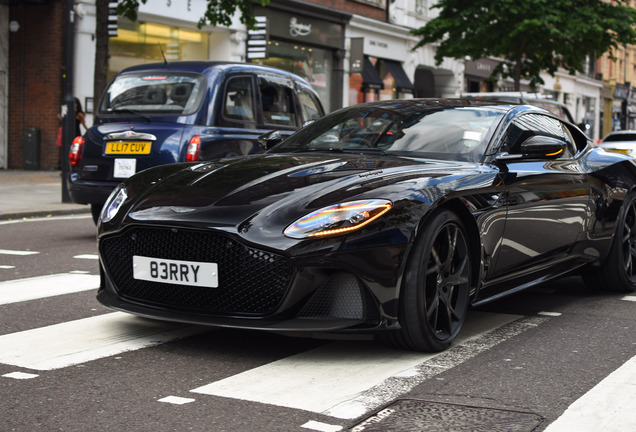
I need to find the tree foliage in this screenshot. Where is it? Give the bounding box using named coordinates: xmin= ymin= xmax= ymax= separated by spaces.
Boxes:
xmin=116 ymin=0 xmax=270 ymax=29
xmin=412 ymin=0 xmax=636 ymax=90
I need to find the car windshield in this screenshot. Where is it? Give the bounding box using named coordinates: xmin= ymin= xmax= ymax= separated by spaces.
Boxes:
xmin=99 ymin=72 xmax=206 ymax=116
xmin=274 ymin=105 xmax=504 ymax=162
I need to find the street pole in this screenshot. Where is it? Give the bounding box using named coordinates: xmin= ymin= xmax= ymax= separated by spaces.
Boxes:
xmin=61 ymin=0 xmax=75 ymax=203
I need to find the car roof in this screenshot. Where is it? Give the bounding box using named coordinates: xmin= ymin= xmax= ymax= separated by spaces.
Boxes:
xmin=117 ymin=61 xmax=314 ymax=87
xmin=336 ymin=98 xmax=545 ymax=116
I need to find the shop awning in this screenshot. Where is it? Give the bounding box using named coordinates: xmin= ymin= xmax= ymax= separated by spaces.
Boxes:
xmin=384 ymin=60 xmax=415 ymax=94
xmin=362 ymin=57 xmax=384 ymax=90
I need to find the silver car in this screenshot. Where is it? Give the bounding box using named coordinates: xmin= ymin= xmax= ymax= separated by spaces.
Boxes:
xmin=598 ymin=130 xmax=636 ymax=157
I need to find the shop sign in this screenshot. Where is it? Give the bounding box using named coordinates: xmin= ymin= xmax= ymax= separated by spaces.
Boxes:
xmin=261 ymin=9 xmax=344 ymax=48
xmin=465 ymin=58 xmax=499 ymax=78
xmin=614 ymin=84 xmax=631 ymax=100
xmin=289 ymin=17 xmax=312 ymax=37
xmin=247 ymin=16 xmax=268 ymax=60
xmin=350 ymin=38 xmax=364 ymax=73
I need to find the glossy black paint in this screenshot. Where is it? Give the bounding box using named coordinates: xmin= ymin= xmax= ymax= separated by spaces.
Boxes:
xmin=68 ymin=62 xmax=324 ymax=208
xmin=97 ymin=99 xmax=636 ymax=336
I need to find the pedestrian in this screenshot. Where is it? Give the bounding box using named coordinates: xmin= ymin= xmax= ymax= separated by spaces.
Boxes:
xmin=57 ymin=97 xmax=89 ymax=147
xmin=73 ymin=97 xmax=88 ymax=137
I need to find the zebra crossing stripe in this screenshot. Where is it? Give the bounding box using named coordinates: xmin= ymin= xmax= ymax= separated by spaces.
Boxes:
xmin=0 ymin=249 xmax=39 ymax=256
xmin=543 ymin=354 xmax=636 ymax=431
xmin=190 ymin=311 xmax=523 ymax=416
xmin=0 ymin=273 xmax=100 ymax=305
xmin=0 ymin=312 xmax=205 ymax=370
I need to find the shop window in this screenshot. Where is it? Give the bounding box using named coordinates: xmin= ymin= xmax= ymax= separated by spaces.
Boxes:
xmin=350 ymin=57 xmax=413 ymax=104
xmin=348 ymin=57 xmax=384 ymax=105
xmin=108 ymin=18 xmax=209 ymax=81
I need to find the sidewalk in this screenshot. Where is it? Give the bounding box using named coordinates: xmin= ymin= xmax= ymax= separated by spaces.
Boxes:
xmin=0 ymin=170 xmax=89 ymax=220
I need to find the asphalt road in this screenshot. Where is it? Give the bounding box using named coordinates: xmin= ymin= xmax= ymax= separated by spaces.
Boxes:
xmin=2 ymin=214 xmax=636 ymax=431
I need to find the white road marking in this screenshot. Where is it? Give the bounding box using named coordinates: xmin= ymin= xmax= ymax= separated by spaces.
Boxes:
xmin=158 ymin=396 xmax=196 ymax=405
xmin=73 ymin=254 xmax=99 ymax=260
xmin=0 ymin=265 xmax=15 ymax=269
xmin=191 ymin=311 xmax=530 ymax=418
xmin=301 ymin=420 xmax=343 ymax=432
xmin=538 ymin=311 xmax=562 ymax=316
xmin=0 ymin=312 xmax=205 ymax=370
xmin=0 ymin=273 xmax=100 ymax=305
xmin=622 ymin=295 xmax=636 ymax=302
xmin=2 ymin=372 xmax=39 ymax=380
xmin=543 ymin=354 xmax=636 ymax=432
xmin=0 ymin=249 xmax=39 ymax=256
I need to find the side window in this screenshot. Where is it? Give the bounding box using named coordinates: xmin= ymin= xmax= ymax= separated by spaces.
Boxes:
xmin=259 ymin=81 xmax=296 ymax=127
xmin=298 ymin=90 xmax=322 ymax=124
xmin=505 ymin=114 xmax=576 ymax=158
xmin=223 ymin=76 xmax=255 ymax=124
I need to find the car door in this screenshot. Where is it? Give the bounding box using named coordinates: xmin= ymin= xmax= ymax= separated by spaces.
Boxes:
xmin=486 ymin=113 xmax=591 ymax=283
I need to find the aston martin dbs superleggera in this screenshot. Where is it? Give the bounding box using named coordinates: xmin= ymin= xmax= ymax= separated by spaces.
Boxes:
xmin=96 ymin=99 xmax=636 ymax=352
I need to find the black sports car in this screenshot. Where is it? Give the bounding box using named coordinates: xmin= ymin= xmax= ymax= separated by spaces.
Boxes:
xmin=97 ymin=99 xmax=636 ymax=352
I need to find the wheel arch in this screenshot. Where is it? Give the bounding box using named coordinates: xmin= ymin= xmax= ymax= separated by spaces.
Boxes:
xmin=413 ymin=197 xmax=482 ymax=299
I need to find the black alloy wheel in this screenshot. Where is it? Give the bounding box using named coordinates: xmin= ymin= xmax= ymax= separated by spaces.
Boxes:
xmin=391 ymin=209 xmax=471 ymax=352
xmin=621 ymin=197 xmax=636 ymax=284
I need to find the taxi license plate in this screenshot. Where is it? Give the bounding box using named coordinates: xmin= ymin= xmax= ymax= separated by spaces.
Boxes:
xmin=105 ymin=141 xmax=152 ymax=154
xmin=133 ymin=256 xmax=218 ymax=288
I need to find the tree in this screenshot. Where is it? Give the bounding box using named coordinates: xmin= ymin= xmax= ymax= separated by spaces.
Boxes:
xmin=93 ymin=0 xmax=269 ymax=107
xmin=411 ymin=0 xmax=636 ymax=90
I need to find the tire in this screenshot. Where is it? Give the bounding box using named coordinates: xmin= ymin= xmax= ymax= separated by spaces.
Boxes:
xmin=583 ymin=193 xmax=636 ymax=293
xmin=390 ymin=209 xmax=471 ymax=352
xmin=90 ymin=203 xmax=102 ymax=225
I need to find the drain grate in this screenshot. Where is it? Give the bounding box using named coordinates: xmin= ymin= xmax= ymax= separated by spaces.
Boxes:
xmin=350 ymin=399 xmax=543 ymax=432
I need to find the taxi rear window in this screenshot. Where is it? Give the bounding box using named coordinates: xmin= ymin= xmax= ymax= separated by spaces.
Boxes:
xmin=99 ymin=72 xmax=206 ymax=116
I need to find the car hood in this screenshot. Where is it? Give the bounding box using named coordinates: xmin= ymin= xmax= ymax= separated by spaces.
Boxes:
xmin=116 ymin=152 xmax=486 ymax=247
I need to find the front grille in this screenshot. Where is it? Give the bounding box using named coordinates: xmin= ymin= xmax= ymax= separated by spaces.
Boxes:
xmin=100 ymin=226 xmax=293 ymax=315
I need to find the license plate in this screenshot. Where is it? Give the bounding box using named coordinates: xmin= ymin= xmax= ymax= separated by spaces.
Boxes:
xmin=113 ymin=158 xmax=136 ymax=178
xmin=105 ymin=141 xmax=152 ymax=154
xmin=133 ymin=256 xmax=219 ymax=288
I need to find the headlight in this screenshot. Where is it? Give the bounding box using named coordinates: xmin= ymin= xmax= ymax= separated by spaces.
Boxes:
xmin=284 ymin=199 xmax=392 ymax=239
xmin=101 ymin=184 xmax=128 ymax=223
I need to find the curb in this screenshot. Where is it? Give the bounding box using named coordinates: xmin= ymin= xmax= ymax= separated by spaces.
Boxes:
xmin=0 ymin=208 xmax=91 ymax=222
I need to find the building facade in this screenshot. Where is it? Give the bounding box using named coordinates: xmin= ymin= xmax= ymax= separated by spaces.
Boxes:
xmin=4 ymin=0 xmax=619 ymax=170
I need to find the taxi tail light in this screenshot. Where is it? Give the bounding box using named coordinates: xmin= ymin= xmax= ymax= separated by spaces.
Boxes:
xmin=69 ymin=136 xmax=84 ymax=167
xmin=186 ymin=136 xmax=201 ymax=162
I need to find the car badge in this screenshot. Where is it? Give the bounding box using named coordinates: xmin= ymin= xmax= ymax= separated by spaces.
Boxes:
xmin=105 ymin=131 xmax=157 ymax=141
xmin=169 ymin=207 xmax=197 ymax=214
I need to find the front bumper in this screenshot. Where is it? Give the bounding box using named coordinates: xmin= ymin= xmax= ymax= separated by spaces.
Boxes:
xmin=97 ymin=224 xmax=406 ymax=333
xmin=67 ymin=173 xmax=120 ymax=206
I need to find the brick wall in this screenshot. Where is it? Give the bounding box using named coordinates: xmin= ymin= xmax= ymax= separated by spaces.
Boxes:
xmin=9 ymin=2 xmax=65 ymax=170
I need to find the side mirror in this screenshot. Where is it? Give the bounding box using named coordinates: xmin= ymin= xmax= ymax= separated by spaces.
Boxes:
xmin=520 ymin=135 xmax=567 ymax=158
xmin=258 ymin=130 xmax=284 ymax=150
xmin=496 ymin=135 xmax=567 ymax=161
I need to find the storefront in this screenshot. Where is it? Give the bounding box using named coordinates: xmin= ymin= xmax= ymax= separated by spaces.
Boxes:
xmin=346 ymin=16 xmax=414 ymax=106
xmin=464 ymin=58 xmax=498 ymax=93
xmin=252 ymin=1 xmax=350 ymax=112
